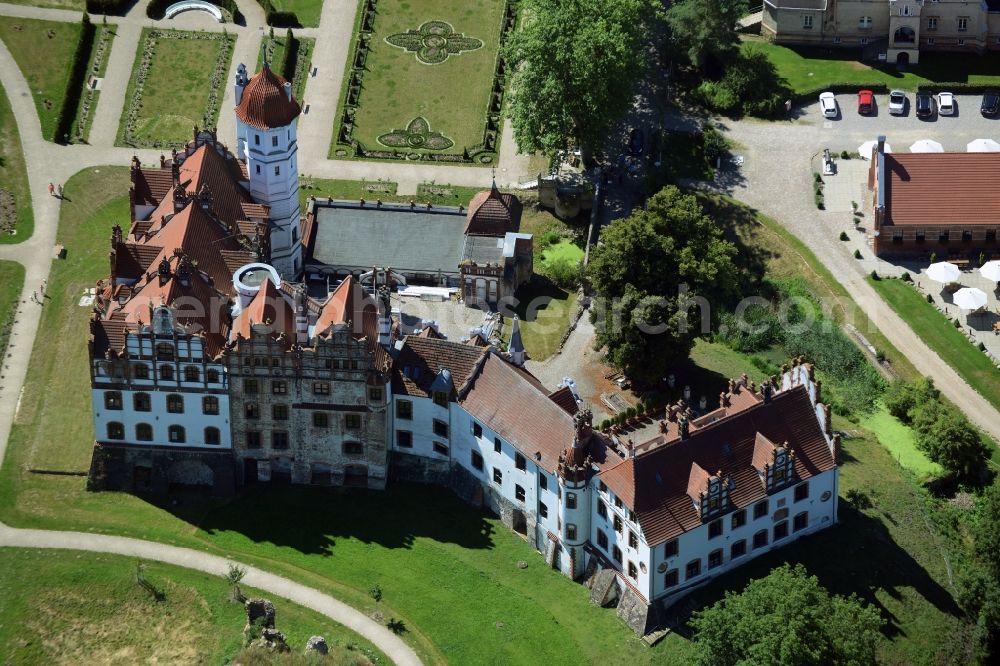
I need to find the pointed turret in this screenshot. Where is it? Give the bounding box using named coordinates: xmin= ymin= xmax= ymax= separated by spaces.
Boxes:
xmin=508 ymin=315 xmax=525 ymax=366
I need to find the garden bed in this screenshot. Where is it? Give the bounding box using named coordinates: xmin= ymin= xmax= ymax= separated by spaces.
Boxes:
xmin=0 ymin=85 xmax=34 ymax=243
xmin=116 ymin=28 xmax=235 ymax=149
xmin=257 ymin=31 xmax=315 ymax=101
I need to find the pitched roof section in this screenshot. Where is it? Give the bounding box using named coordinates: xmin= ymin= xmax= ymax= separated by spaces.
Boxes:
xmin=600 ymin=386 xmax=835 ymax=545
xmin=548 ymin=386 xmax=579 ymax=415
xmin=393 ymin=336 xmax=487 ymax=398
xmin=315 ymin=276 xmax=369 ymax=333
xmin=464 ymin=185 xmax=523 ymax=236
xmin=882 ymin=152 xmax=1000 ymax=226
xmin=231 ymin=276 xmax=295 ymax=342
xmin=235 ymin=64 xmax=301 ymax=130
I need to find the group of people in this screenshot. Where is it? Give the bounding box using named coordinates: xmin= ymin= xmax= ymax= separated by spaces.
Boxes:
xmin=47 ymin=182 xmax=63 ymax=198
xmin=30 ymin=279 xmax=47 ymax=305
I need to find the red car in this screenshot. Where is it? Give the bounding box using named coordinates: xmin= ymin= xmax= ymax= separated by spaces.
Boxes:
xmin=857 ymin=90 xmax=875 ymax=115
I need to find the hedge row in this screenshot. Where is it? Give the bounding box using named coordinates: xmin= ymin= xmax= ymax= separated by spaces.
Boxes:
xmin=280 ymin=29 xmax=299 ymax=82
xmin=146 ymin=0 xmax=243 ymax=22
xmin=55 ymin=14 xmax=96 ymax=144
xmin=915 ymin=82 xmax=1000 ymax=94
xmin=85 ymin=0 xmax=130 ymax=15
xmin=255 ymin=0 xmax=301 ymax=27
xmin=790 ymin=82 xmax=889 ymax=106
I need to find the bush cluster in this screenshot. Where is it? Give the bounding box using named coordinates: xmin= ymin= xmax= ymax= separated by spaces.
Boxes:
xmin=697 ymin=48 xmax=790 ymax=117
xmin=85 ymin=0 xmax=129 ymax=14
xmin=54 ymin=13 xmax=96 ymax=144
xmin=255 ymin=0 xmax=302 ymax=27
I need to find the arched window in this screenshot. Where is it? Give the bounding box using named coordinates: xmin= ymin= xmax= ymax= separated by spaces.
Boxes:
xmin=168 ymin=425 xmax=185 ymax=443
xmin=202 ymin=396 xmax=219 ymax=415
xmin=159 ymin=365 xmax=174 ymax=381
xmin=206 ymin=369 xmax=220 ymax=383
xmin=136 ymin=423 xmax=153 ymax=441
xmin=204 ymin=427 xmax=221 ymax=445
xmin=133 ymin=363 xmax=150 ymax=379
xmin=134 ymin=392 xmax=151 ymax=412
xmin=167 ymin=394 xmax=184 ymax=413
xmin=106 ymin=422 xmax=124 ymax=440
xmin=104 ymin=391 xmax=122 ymax=410
xmin=155 ymin=343 xmax=174 ymax=361
xmin=184 ymin=365 xmax=200 ymax=382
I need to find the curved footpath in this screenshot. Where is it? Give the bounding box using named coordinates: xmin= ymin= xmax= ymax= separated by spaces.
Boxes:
xmin=0 ymin=522 xmax=422 ymax=666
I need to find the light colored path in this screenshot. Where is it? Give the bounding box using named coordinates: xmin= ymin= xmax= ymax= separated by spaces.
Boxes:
xmin=216 ymin=27 xmax=263 ymax=145
xmin=0 ymin=522 xmax=422 ymax=666
xmin=89 ymin=20 xmax=141 ymax=146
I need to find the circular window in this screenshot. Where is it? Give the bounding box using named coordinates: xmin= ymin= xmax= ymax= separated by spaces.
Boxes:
xmin=656 ymin=562 xmax=667 ymax=574
xmin=820 ymin=490 xmax=832 ymax=501
xmin=640 ymin=562 xmax=647 ymax=574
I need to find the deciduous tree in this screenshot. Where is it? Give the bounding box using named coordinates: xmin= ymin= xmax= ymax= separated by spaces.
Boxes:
xmin=666 ymin=0 xmax=747 ymax=75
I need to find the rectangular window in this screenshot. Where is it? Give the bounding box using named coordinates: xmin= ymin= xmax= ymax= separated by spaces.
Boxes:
xmin=916 ymin=230 xmax=926 ymax=243
xmin=708 ymin=549 xmax=723 ymax=569
xmin=859 ymin=16 xmax=872 ymax=29
xmin=962 ymin=230 xmax=973 ymax=242
xmin=664 ymin=569 xmax=679 ymax=588
xmin=927 ymin=38 xmax=935 ymax=45
xmin=567 ymin=524 xmax=577 ymax=540
xmin=927 ymin=17 xmax=937 ymax=30
xmin=272 ymin=380 xmax=287 ymax=394
xmin=664 ymin=539 xmax=678 ymax=558
xmin=538 ymin=473 xmax=547 ymax=490
xmin=473 ymin=422 xmax=483 ymax=438
xmin=433 ymin=419 xmax=449 ymax=438
xmin=254 ymin=134 xmax=260 ymax=145
xmin=613 ymin=515 xmax=623 ymax=534
xmin=599 ymin=481 xmax=607 ymax=493
xmin=369 ymin=387 xmax=382 ymax=402
xmin=433 ymin=441 xmax=448 ymax=456
xmin=794 ymin=483 xmax=809 ymax=502
xmin=515 ymin=453 xmax=526 ymax=470
xmin=794 ymin=512 xmax=809 ymax=532
xmin=860 ymin=37 xmax=869 ymax=45
xmin=597 ymin=529 xmax=608 ymax=550
xmin=313 ymin=381 xmax=330 ymax=395
xmin=939 ymin=231 xmax=950 ymax=244
xmin=628 ymin=531 xmax=638 ymax=549
xmin=515 ymin=484 xmax=525 ymax=502
xmin=433 ymin=391 xmax=448 ymax=407
xmin=272 ymin=404 xmax=288 ymax=420
xmin=614 ymin=497 xmax=623 ymax=509
xmin=892 ymin=230 xmax=903 ymax=244
xmin=312 ymin=412 xmax=329 ymax=428
xmin=134 ymin=393 xmax=151 ymax=412
xmin=774 ymin=521 xmax=789 ymax=541
xmin=613 ymin=546 xmax=622 ymax=563
xmin=272 ymin=431 xmax=289 ymax=449
xmin=731 ymin=539 xmax=747 ymax=558
xmin=133 ymin=364 xmax=149 ymax=379
xmin=471 ymin=450 xmax=483 ymax=470
xmin=686 ymin=559 xmax=701 ymax=580
xmin=987 ymin=230 xmax=997 ymax=242
xmin=104 ymin=391 xmax=122 ymax=410
xmin=271 ymin=135 xmax=278 ymax=147
xmin=539 ymin=502 xmax=548 ymax=518
xmin=255 ymin=164 xmax=261 ymax=174
xmin=493 ymin=467 xmax=503 ymax=486
xmin=245 ymin=402 xmax=260 ymax=419
xmin=598 ymin=501 xmax=608 ymax=519
xmin=396 ymin=400 xmax=412 ymax=420
xmin=732 ymin=509 xmax=747 ymax=529
xmin=627 ymin=561 xmax=638 ymax=579
xmin=244 ymin=379 xmax=259 ymax=394
xmin=397 ymin=430 xmax=413 ymax=448
xmin=754 ymin=500 xmax=769 ymax=519
xmin=709 ymin=519 xmax=723 ymax=539
xmin=958 ymin=17 xmax=968 ymax=32
xmin=344 ymin=414 xmax=361 ymax=429
xmin=246 ymin=431 xmax=261 ymax=449
xmin=566 ymin=492 xmax=577 ymax=509
xmin=753 ymin=529 xmax=769 ymax=549
xmin=167 ymin=394 xmax=184 ymax=413
xmin=493 ymin=437 xmax=501 ymax=453
xmin=274 ymin=165 xmax=281 ymax=176
xmin=343 ymin=441 xmax=363 ymax=455
xmin=802 ymin=14 xmax=812 ymax=29
xmin=202 ymin=396 xmax=219 ymax=415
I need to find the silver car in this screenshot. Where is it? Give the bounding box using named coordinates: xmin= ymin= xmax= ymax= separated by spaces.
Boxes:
xmin=888 ymin=90 xmax=907 ymax=115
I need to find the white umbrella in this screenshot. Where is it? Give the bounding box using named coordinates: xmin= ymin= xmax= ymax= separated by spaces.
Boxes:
xmin=980 ymin=260 xmax=1000 ymax=283
xmin=858 ymin=140 xmax=891 ymax=160
xmin=953 ymin=287 xmax=988 ymax=311
xmin=910 ymin=139 xmax=944 ymax=153
xmin=967 ymin=138 xmax=1000 ymax=153
xmin=926 ymin=261 xmax=961 ymax=284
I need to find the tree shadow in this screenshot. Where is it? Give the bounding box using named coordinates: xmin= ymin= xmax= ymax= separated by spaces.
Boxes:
xmin=501 ymin=276 xmax=570 ymax=324
xmin=666 ymin=503 xmax=963 ymax=642
xmin=694 ymin=194 xmax=772 ymax=292
xmin=157 ymin=482 xmax=497 ymax=556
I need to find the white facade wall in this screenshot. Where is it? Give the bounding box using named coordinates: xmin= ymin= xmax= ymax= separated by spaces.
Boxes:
xmin=91 ymin=387 xmax=231 ymax=449
xmin=389 ymin=394 xmax=452 ymax=460
xmin=591 ymin=484 xmax=653 ymax=599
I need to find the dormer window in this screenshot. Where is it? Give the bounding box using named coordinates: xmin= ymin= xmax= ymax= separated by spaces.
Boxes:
xmin=688 ymin=463 xmax=730 ymax=520
xmin=752 ymin=433 xmax=796 ymax=492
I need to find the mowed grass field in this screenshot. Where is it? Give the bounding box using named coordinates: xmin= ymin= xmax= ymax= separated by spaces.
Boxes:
xmin=0 ymin=17 xmax=82 ymax=142
xmin=341 ymin=0 xmax=503 ymax=155
xmin=1 ymin=0 xmax=82 ymax=9
xmin=0 ymin=260 xmax=26 ymax=359
xmin=0 ymin=83 xmax=34 ymax=243
xmin=270 ymin=0 xmax=326 ymax=28
xmin=118 ymin=29 xmax=234 ymax=147
xmin=0 ymin=548 xmax=384 ymax=664
xmin=868 ymin=276 xmax=1000 ymax=413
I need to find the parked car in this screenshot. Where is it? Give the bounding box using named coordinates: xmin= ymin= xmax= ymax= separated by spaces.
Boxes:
xmin=818 ymin=92 xmax=838 ymax=118
xmin=915 ymin=92 xmax=936 ymax=118
xmin=857 ymin=89 xmax=875 ymax=115
xmin=888 ymin=90 xmax=907 ymax=115
xmin=938 ymin=92 xmax=956 ymax=116
xmin=982 ymin=90 xmax=1000 ymax=117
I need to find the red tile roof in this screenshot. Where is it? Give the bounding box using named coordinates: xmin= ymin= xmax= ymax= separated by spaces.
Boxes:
xmin=314 ymin=276 xmax=391 ymax=372
xmin=882 ymin=153 xmax=1000 ymax=226
xmin=392 ymin=336 xmax=487 ymax=398
xmin=231 ymin=277 xmax=295 ymax=342
xmin=235 ymin=64 xmax=301 ymax=130
xmin=600 ymin=386 xmax=835 ymax=545
xmin=548 ymin=385 xmax=579 ymax=415
xmin=464 ymin=186 xmax=523 ymax=236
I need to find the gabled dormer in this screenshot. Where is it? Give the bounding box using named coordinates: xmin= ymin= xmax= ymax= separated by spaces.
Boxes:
xmin=687 ymin=463 xmax=730 ymax=521
xmin=752 ymin=433 xmax=796 ymax=492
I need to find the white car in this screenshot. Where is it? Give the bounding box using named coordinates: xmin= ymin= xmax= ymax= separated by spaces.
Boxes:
xmin=938 ymin=92 xmax=956 ymax=116
xmin=819 ymin=92 xmax=838 ymax=118
xmin=888 ymin=90 xmax=907 ymax=115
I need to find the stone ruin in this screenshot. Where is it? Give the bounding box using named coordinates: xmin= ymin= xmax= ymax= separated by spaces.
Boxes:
xmin=243 ymin=597 xmax=329 ymax=656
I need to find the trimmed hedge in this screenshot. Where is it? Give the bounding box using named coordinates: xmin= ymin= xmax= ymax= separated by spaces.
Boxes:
xmin=790 ymin=82 xmax=889 ymax=106
xmin=85 ymin=0 xmax=130 ymax=14
xmin=280 ymin=28 xmax=299 ymax=81
xmin=146 ymin=0 xmax=244 ymax=22
xmin=915 ymin=83 xmax=1000 ymax=94
xmin=55 ymin=13 xmax=96 ymax=144
xmin=255 ymin=0 xmax=302 ymax=27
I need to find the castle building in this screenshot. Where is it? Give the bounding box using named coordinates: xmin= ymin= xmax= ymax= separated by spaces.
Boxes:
xmin=764 ymin=0 xmax=1000 ymax=64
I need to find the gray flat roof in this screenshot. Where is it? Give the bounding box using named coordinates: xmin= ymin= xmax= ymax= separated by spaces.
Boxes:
xmin=310 ymin=202 xmax=466 ymax=275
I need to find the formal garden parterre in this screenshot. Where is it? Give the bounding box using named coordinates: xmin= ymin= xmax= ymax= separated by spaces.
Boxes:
xmin=117 ymin=29 xmax=235 ymax=149
xmin=332 ymin=0 xmax=515 ymax=165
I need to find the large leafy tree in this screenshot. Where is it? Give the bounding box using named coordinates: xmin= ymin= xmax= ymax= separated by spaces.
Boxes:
xmin=504 ymin=0 xmax=658 ymax=156
xmin=692 ymin=564 xmax=883 ymax=666
xmin=666 ymin=0 xmax=747 ymax=74
xmin=587 ymin=186 xmax=738 ymax=384
xmin=910 ymin=402 xmax=990 ymax=482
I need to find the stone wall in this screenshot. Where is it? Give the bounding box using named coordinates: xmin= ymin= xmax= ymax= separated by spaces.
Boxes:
xmin=87 ymin=442 xmax=235 ymax=496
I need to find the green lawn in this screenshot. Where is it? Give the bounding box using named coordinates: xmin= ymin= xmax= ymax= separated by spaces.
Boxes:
xmin=0 ymin=17 xmax=82 ymax=142
xmin=540 ymin=239 xmax=584 ymax=272
xmin=868 ymin=277 xmax=1000 ymax=413
xmin=415 ymin=182 xmax=485 ymax=205
xmin=270 ymin=0 xmax=325 ymax=28
xmin=0 ymin=548 xmax=384 ymax=664
xmin=333 ymin=0 xmax=505 ymax=160
xmin=859 ymin=405 xmax=942 ymax=478
xmin=500 ymin=280 xmax=579 ymax=361
xmin=118 ymin=29 xmax=235 ymax=148
xmin=257 ymin=33 xmax=315 ymax=101
xmin=0 ymin=82 xmax=34 ymax=243
xmin=749 ymin=39 xmax=1000 ymax=95
xmin=0 ymin=261 xmax=25 ymax=362
xmin=0 ymin=0 xmax=82 ymax=8
xmin=298 ymin=177 xmax=494 ymax=211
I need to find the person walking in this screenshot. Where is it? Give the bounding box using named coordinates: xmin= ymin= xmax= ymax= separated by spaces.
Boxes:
xmin=31 ymin=291 xmax=38 ymax=303
xmin=57 ymin=184 xmax=63 ymax=198
xmin=48 ymin=183 xmax=54 ymax=197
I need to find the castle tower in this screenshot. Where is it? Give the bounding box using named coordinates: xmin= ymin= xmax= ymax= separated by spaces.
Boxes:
xmin=234 ymin=63 xmax=303 ymax=279
xmin=557 ymin=408 xmax=594 ymax=579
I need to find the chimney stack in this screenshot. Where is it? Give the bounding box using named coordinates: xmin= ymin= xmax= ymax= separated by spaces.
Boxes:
xmin=284 ymin=81 xmax=292 ymax=102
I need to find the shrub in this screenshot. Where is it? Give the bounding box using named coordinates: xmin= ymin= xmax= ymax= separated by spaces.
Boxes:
xmin=854 ymin=249 xmax=862 ymax=259
xmin=815 ymin=194 xmax=824 ymax=209
xmin=598 ymin=419 xmax=610 ymax=430
xmin=697 ymin=48 xmax=790 ymax=117
xmin=841 ymin=150 xmax=850 ymax=159
xmin=702 ymin=123 xmax=728 ymax=163
xmin=901 ymin=271 xmax=911 ymax=282
xmin=814 ymin=172 xmax=823 ymax=184
xmin=545 ymin=257 xmax=581 ymax=288
xmin=954 ymin=318 xmax=962 ymax=328
xmin=846 ymin=488 xmax=872 ymax=509
xmin=883 ymin=378 xmax=938 ymax=423
xmin=926 ymin=293 xmax=934 ymax=303
xmin=717 ymin=304 xmax=783 ymax=353
xmin=870 ymin=270 xmax=879 ymax=281
xmin=839 ymin=231 xmax=849 ymax=241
